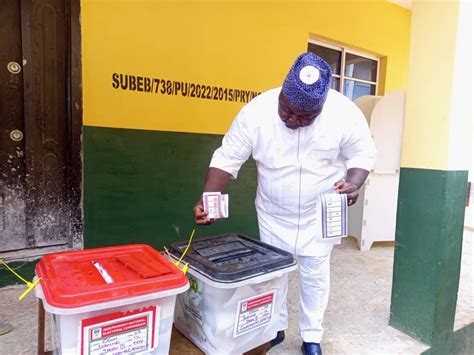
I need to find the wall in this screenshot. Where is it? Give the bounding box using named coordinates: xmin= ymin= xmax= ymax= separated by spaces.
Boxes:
xmin=81 ymin=0 xmax=412 ymax=249
xmin=390 ymin=0 xmax=472 ymax=347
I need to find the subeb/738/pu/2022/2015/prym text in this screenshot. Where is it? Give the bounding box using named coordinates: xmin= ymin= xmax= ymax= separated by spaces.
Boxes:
xmin=112 ymin=72 xmax=261 ymax=103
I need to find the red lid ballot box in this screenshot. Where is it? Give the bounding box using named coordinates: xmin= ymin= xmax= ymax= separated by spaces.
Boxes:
xmin=35 ymin=244 xmax=189 ymax=355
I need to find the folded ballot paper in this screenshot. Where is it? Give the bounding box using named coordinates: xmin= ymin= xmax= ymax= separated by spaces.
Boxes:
xmin=321 ymin=193 xmax=348 ymax=239
xmin=203 ymin=192 xmax=229 ymax=219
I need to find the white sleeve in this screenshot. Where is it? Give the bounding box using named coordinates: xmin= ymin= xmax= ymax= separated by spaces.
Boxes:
xmin=209 ymin=107 xmax=253 ymax=179
xmin=340 ymin=108 xmax=377 ymax=171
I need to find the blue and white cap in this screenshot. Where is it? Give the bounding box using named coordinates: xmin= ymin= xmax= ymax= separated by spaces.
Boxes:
xmin=282 ymin=52 xmax=333 ymax=112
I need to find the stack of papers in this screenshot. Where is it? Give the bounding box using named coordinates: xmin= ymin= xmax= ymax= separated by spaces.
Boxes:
xmin=203 ymin=192 xmax=229 ymax=219
xmin=321 ymin=193 xmax=348 ymax=239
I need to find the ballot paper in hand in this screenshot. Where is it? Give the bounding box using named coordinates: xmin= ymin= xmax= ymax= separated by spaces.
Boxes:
xmin=203 ymin=192 xmax=229 ymax=219
xmin=321 ymin=193 xmax=348 ymax=239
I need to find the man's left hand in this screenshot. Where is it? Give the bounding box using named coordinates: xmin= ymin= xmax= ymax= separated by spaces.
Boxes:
xmin=334 ymin=168 xmax=370 ymax=206
xmin=334 ymin=180 xmax=359 ymax=206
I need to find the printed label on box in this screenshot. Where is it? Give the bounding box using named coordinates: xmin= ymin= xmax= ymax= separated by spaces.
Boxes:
xmin=81 ymin=306 xmax=158 ymax=355
xmin=233 ymin=291 xmax=275 ymax=338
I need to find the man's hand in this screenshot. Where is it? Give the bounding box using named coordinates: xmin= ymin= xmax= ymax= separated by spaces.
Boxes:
xmin=193 ymin=168 xmax=232 ymax=225
xmin=193 ymin=200 xmax=216 ymax=225
xmin=334 ymin=168 xmax=370 ymax=206
xmin=334 ymin=180 xmax=359 ymax=206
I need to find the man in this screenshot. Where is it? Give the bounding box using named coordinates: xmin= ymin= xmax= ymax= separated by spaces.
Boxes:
xmin=193 ymin=52 xmax=376 ymax=355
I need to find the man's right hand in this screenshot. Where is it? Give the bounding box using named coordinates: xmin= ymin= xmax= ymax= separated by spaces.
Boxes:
xmin=194 ymin=168 xmax=232 ymax=225
xmin=193 ymin=200 xmax=216 ymax=225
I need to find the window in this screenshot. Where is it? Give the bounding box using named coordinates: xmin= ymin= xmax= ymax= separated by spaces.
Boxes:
xmin=308 ymin=40 xmax=379 ymax=101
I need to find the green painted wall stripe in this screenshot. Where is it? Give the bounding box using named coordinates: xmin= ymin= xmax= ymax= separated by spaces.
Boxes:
xmin=0 ymin=261 xmax=37 ymax=288
xmin=83 ymin=126 xmax=259 ymax=250
xmin=390 ymin=168 xmax=468 ymax=344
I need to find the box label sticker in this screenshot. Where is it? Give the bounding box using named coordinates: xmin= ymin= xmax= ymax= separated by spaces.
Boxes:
xmin=234 ymin=291 xmax=275 ymax=337
xmin=81 ymin=306 xmax=158 ymax=355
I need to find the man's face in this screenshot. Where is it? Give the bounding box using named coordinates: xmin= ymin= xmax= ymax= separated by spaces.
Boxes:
xmin=278 ymin=91 xmax=322 ymax=130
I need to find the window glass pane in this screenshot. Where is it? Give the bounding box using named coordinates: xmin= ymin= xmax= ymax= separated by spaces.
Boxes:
xmin=344 ymin=53 xmax=377 ymax=82
xmin=330 ymin=77 xmax=339 ymax=90
xmin=343 ymin=79 xmax=376 ymax=101
xmin=308 ymin=43 xmax=341 ymax=75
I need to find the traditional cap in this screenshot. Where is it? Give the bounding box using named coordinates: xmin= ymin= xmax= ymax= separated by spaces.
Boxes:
xmin=282 ymin=52 xmax=333 ymax=111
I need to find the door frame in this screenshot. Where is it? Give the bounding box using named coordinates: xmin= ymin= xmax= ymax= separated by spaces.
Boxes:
xmin=68 ymin=0 xmax=83 ymax=250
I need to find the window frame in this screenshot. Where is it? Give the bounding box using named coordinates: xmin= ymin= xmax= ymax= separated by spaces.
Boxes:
xmin=308 ymin=38 xmax=380 ymax=97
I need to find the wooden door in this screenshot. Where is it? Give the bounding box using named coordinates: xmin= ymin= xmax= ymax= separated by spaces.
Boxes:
xmin=0 ymin=0 xmax=28 ymax=251
xmin=0 ymin=0 xmax=81 ymax=257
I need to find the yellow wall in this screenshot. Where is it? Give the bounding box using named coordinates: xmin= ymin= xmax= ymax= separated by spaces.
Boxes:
xmin=82 ymin=0 xmax=411 ymax=135
xmin=400 ymin=0 xmax=460 ymax=169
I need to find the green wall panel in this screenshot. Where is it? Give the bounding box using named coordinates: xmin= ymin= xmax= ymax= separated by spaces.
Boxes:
xmin=0 ymin=260 xmax=37 ymax=288
xmin=83 ymin=126 xmax=259 ymax=250
xmin=390 ymin=168 xmax=468 ymax=344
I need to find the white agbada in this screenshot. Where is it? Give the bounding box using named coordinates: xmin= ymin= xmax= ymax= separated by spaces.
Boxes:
xmin=210 ymin=87 xmax=376 ymax=256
